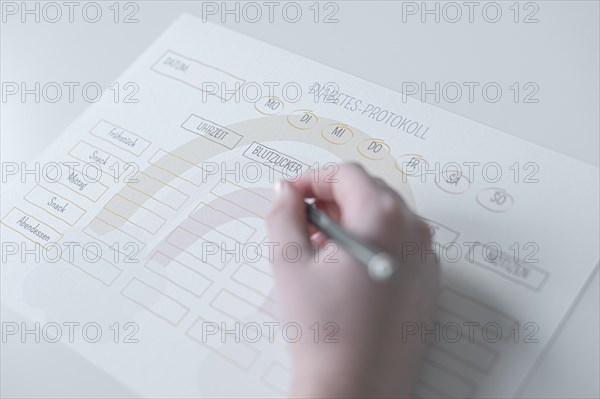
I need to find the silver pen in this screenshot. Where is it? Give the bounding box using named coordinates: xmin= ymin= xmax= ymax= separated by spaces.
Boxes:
xmin=305 ymin=201 xmax=398 ymax=281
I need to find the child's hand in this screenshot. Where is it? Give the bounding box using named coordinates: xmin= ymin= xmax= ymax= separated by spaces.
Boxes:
xmin=267 ymin=163 xmax=439 ymax=398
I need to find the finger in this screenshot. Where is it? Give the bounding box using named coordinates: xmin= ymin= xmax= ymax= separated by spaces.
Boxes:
xmin=306 ymin=200 xmax=340 ymax=238
xmin=373 ymin=176 xmax=409 ymax=208
xmin=266 ymin=180 xmax=311 ymax=270
xmin=316 ymin=200 xmax=341 ymax=223
xmin=309 ymin=231 xmax=329 ymax=248
xmin=291 ymin=163 xmax=381 ymax=219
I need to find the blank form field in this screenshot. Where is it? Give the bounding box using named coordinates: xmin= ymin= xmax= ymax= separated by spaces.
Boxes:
xmin=166 ymin=227 xmax=228 ymax=271
xmin=121 ymin=278 xmax=189 ymax=326
xmin=64 ymin=255 xmax=122 ymax=287
xmin=210 ymin=181 xmax=272 ymax=218
xmin=232 ymin=264 xmax=275 ymax=298
xmin=262 ymin=363 xmax=291 ymax=393
xmin=152 ymin=51 xmax=245 ymax=102
xmin=145 ymin=251 xmax=212 ymax=298
xmin=186 ymin=317 xmax=259 ymax=369
xmin=190 ymin=202 xmax=256 ymax=243
xmin=420 ymin=362 xmax=474 ymax=398
xmin=127 ymin=173 xmax=188 ymax=210
xmin=149 ymin=149 xmax=204 ymax=186
xmin=84 ymin=217 xmax=145 ymax=253
xmin=104 ymin=194 xmax=166 ymax=234
xmin=210 ymin=289 xmax=259 ymax=321
xmin=438 ymin=287 xmax=515 ymax=340
xmin=435 ymin=309 xmax=497 ymax=371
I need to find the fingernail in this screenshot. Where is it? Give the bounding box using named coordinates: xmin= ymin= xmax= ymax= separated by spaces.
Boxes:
xmin=310 ymin=231 xmax=324 ymax=243
xmin=274 ymin=180 xmax=288 ymax=200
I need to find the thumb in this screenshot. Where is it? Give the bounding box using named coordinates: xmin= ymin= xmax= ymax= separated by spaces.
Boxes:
xmin=267 ymin=180 xmax=311 ymax=267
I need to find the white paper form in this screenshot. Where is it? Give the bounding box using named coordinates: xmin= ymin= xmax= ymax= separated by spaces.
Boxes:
xmin=1 ymin=14 xmax=598 ymax=398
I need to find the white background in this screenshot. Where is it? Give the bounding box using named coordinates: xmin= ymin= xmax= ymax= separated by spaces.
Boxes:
xmin=1 ymin=1 xmax=598 ymax=397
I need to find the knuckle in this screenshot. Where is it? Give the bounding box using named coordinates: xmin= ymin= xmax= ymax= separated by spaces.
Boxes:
xmin=379 ymin=191 xmax=401 ymax=216
xmin=341 ymin=162 xmax=366 ymax=177
xmin=343 ymin=161 xmax=365 ymax=171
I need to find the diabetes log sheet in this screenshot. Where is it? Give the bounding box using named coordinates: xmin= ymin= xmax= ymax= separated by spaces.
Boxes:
xmin=1 ymin=14 xmax=598 ymax=399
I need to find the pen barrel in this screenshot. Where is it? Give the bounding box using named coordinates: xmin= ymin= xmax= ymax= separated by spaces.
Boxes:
xmin=306 ymin=204 xmax=397 ymax=281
